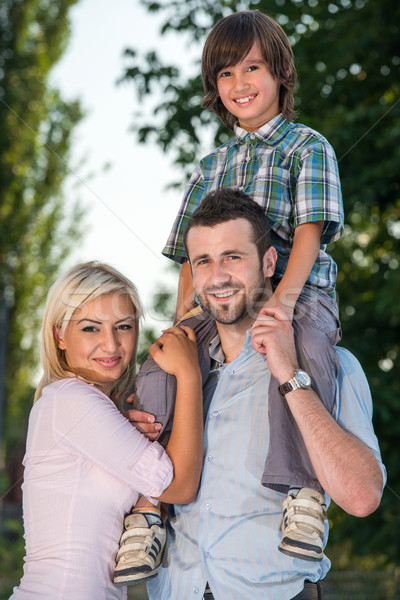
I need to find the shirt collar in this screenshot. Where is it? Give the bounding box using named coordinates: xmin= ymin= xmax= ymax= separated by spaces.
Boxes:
xmin=233 ymin=113 xmax=291 ymax=145
xmin=209 ymin=330 xmax=254 ymax=365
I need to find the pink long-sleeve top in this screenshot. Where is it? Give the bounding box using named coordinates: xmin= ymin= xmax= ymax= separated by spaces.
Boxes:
xmin=11 ymin=378 xmax=173 ymax=600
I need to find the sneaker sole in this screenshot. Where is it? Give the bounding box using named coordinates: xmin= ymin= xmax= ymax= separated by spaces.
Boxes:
xmin=278 ymin=542 xmax=323 ymax=562
xmin=113 ymin=566 xmax=160 ymax=587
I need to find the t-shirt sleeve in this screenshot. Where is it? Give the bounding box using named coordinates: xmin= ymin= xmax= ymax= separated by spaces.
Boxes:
xmin=293 ymin=139 xmax=344 ymax=245
xmin=335 ymin=348 xmax=386 ymax=491
xmin=162 ymin=163 xmax=205 ymax=262
xmin=51 ymin=379 xmax=173 ymax=500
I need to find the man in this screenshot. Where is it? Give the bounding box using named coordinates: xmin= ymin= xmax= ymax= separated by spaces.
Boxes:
xmin=125 ymin=189 xmax=385 ymax=599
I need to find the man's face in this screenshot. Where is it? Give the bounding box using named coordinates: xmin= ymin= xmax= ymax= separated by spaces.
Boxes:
xmin=187 ymin=218 xmax=270 ymax=325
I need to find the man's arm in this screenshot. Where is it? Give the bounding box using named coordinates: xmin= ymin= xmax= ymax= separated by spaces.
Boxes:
xmin=251 ymin=307 xmax=383 ymax=516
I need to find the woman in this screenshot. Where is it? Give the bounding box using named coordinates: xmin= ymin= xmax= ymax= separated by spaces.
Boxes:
xmin=10 ymin=261 xmax=203 ymax=600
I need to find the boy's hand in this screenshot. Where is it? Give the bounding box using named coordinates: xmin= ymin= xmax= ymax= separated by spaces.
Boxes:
xmin=124 ymin=397 xmax=162 ymax=441
xmin=261 ymin=293 xmax=294 ymax=323
xmin=250 ymin=307 xmax=299 ymax=384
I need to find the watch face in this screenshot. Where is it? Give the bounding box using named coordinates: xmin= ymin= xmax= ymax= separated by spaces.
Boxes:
xmin=295 ymin=370 xmax=312 ymax=387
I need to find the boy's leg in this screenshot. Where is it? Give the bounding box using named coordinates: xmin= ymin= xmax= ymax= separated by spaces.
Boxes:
xmin=278 ymin=487 xmax=327 ymax=562
xmin=113 ymin=498 xmax=166 ymax=586
xmin=262 ymin=286 xmax=341 ymax=491
xmin=261 ymin=286 xmax=341 ymax=561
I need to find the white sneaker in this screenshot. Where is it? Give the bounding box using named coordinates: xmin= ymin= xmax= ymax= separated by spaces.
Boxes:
xmin=113 ymin=513 xmax=166 ymax=586
xmin=278 ymin=487 xmax=327 ymax=562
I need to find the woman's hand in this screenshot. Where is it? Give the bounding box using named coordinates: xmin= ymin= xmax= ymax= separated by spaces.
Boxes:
xmin=149 ymin=325 xmax=199 ymax=379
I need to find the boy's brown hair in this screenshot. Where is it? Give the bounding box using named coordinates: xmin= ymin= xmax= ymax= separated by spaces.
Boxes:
xmin=202 ymin=11 xmax=297 ymax=130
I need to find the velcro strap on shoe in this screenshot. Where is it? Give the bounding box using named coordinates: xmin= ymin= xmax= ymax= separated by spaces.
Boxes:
xmin=116 ymin=541 xmax=153 ymax=561
xmin=120 ymin=527 xmax=155 ymax=545
xmin=284 ymin=497 xmax=327 ymax=519
xmin=285 ymin=513 xmax=326 ymax=536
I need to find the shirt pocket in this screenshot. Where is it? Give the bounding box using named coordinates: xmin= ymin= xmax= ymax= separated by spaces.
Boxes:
xmin=250 ymin=165 xmax=292 ymax=229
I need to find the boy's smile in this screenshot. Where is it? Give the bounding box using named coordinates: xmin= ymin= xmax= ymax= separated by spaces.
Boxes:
xmin=217 ymin=42 xmax=280 ymax=131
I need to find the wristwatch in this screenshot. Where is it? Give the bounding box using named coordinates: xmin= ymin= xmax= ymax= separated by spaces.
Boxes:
xmin=278 ymin=369 xmax=312 ymax=396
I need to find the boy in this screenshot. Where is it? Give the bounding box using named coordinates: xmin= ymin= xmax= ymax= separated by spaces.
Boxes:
xmin=114 ymin=10 xmax=343 ymax=586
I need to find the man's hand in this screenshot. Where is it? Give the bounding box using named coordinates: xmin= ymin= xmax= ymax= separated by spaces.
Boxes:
xmin=250 ymin=306 xmax=299 ymax=384
xmin=124 ymin=394 xmax=162 ymax=441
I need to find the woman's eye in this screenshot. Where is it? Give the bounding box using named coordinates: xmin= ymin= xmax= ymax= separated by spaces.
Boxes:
xmin=82 ymin=326 xmax=97 ymax=333
xmin=117 ymin=324 xmax=133 ymax=331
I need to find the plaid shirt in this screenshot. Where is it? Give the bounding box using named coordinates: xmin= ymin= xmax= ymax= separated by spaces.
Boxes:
xmin=163 ymin=114 xmax=344 ymax=294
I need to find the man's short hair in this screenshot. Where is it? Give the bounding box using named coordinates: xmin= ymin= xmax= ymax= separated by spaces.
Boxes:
xmin=183 ymin=188 xmax=271 ymax=264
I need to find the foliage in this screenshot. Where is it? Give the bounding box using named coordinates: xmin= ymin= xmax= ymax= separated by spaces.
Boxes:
xmin=121 ymin=0 xmax=400 ymax=567
xmin=137 ymin=270 xmax=178 ymax=366
xmin=0 ymin=0 xmax=84 ymax=463
xmin=0 ymin=519 xmax=24 ymax=598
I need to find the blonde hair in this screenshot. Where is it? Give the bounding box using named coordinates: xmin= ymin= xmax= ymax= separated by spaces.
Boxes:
xmin=202 ymin=11 xmax=297 ymax=130
xmin=35 ymin=261 xmax=143 ymax=405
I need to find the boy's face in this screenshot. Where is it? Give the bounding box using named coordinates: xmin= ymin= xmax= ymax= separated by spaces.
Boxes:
xmin=216 ymin=42 xmax=280 ymax=132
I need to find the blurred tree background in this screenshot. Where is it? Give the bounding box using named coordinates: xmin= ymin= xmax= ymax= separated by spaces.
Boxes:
xmin=0 ymin=0 xmax=83 ymax=594
xmin=120 ymin=0 xmax=400 ymax=585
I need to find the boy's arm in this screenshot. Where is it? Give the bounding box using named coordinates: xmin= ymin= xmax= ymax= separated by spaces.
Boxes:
xmin=266 ymin=221 xmax=324 ymax=320
xmin=174 ymin=260 xmax=197 ymax=324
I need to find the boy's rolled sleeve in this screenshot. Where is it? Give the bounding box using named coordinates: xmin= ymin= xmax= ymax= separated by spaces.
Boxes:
xmin=294 ymin=140 xmax=344 ymax=244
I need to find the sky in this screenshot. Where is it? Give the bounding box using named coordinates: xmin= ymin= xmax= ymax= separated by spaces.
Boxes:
xmin=51 ymin=0 xmax=200 ymax=332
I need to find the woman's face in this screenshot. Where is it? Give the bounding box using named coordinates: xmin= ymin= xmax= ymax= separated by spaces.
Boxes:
xmin=56 ymin=292 xmax=137 ymax=394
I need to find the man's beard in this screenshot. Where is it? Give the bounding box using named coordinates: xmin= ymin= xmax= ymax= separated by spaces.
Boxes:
xmin=197 ymin=272 xmax=266 ymax=325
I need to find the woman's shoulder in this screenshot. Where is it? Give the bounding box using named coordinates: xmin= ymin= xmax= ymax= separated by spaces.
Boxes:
xmin=39 ymin=378 xmax=110 ymax=406
xmin=34 ymin=379 xmax=118 ymax=436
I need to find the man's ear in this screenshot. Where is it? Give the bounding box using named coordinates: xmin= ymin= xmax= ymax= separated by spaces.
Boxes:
xmin=263 ymin=246 xmax=277 ymax=278
xmin=54 ymin=327 xmax=66 ymax=350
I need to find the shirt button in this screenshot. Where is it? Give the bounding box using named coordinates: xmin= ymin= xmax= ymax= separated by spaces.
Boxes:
xmin=205 ymin=503 xmax=212 ymax=511
xmin=207 ymin=455 xmax=214 ymax=462
xmin=212 ymin=411 xmax=219 ymax=417
xmin=250 ymin=133 xmax=255 ymax=140
xmin=193 ymin=587 xmax=199 ymax=593
xmin=228 ymin=369 xmax=235 ymax=375
xmin=205 ymin=551 xmax=212 ymax=559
